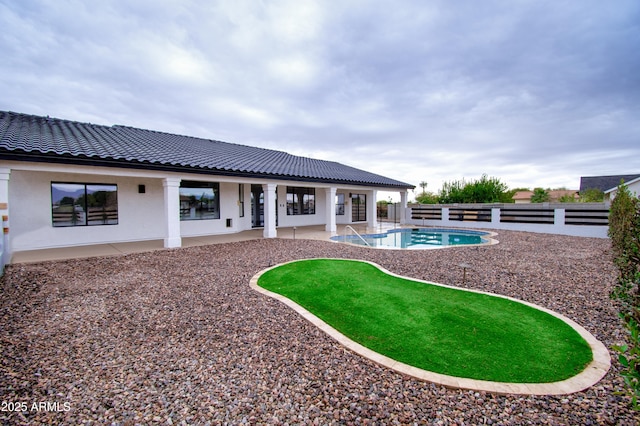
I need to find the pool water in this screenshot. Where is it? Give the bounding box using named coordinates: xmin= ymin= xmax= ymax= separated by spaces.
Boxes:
xmin=331 ymin=228 xmax=491 ymax=249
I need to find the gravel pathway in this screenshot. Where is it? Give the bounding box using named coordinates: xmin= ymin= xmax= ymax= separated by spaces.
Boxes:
xmin=1 ymin=230 xmax=638 ymax=425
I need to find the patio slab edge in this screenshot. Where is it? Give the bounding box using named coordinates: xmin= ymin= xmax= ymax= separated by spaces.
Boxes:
xmin=249 ymin=258 xmax=611 ymax=396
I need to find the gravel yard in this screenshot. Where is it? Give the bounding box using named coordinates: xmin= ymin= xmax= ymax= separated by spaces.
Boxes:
xmin=1 ymin=230 xmax=638 ymax=425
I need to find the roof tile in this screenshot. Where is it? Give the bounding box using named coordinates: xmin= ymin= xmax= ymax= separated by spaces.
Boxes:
xmin=0 ymin=111 xmax=413 ymax=188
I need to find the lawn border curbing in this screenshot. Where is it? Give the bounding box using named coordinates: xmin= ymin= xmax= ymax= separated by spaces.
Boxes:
xmin=250 ymin=258 xmax=611 ymax=395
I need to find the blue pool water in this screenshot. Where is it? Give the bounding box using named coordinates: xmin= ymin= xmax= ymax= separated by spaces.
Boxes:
xmin=331 ymin=228 xmax=491 ymax=249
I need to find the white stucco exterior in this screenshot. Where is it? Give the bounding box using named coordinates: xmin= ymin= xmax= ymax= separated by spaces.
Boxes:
xmin=1 ymin=160 xmax=387 ymax=254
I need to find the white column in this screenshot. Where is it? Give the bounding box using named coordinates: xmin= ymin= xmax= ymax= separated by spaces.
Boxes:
xmin=367 ymin=190 xmax=377 ymax=229
xmin=263 ymin=183 xmax=277 ymax=238
xmin=325 ymin=187 xmax=337 ymax=232
xmin=0 ymin=168 xmax=11 ymax=260
xmin=399 ymin=190 xmax=408 ymax=225
xmin=163 ymin=177 xmax=182 ymax=248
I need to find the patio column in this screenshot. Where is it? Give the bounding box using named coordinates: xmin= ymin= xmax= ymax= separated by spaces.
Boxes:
xmin=367 ymin=189 xmax=377 ymax=230
xmin=163 ymin=177 xmax=182 ymax=248
xmin=399 ymin=190 xmax=408 ymax=225
xmin=263 ymin=183 xmax=277 ymax=238
xmin=325 ymin=187 xmax=337 ymax=233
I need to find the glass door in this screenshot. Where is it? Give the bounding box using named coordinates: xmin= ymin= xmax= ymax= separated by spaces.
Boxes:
xmin=251 ymin=184 xmax=277 ymax=227
xmin=351 ymin=193 xmax=366 ymax=222
xmin=251 ymin=184 xmax=264 ymax=227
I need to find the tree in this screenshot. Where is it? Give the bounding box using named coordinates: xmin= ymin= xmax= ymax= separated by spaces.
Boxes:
xmin=416 ymin=180 xmax=438 ymax=204
xmin=530 ymin=188 xmax=550 ymax=203
xmin=414 ymin=180 xmax=439 ymax=204
xmin=558 ymin=194 xmax=577 ymax=203
xmin=580 ymin=188 xmax=605 ymax=202
xmin=415 ymin=192 xmax=439 ymax=204
xmin=438 ymin=174 xmax=509 ymax=204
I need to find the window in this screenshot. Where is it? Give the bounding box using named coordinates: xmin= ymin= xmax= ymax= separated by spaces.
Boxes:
xmin=336 ymin=193 xmax=345 ymax=215
xmin=180 ymin=181 xmax=220 ymax=220
xmin=51 ymin=182 xmax=118 ymax=227
xmin=286 ymin=186 xmax=315 ymax=215
xmin=239 ymin=184 xmax=245 ymax=217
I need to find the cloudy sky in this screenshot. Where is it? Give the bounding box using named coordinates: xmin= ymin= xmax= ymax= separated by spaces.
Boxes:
xmin=1 ymin=0 xmax=639 ymax=200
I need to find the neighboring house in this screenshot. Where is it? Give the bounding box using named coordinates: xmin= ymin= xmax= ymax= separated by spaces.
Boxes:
xmin=580 ymin=174 xmax=640 ymax=193
xmin=512 ymin=189 xmax=579 ymax=203
xmin=604 ymin=175 xmax=640 ymax=202
xmin=512 ymin=190 xmax=533 ymax=203
xmin=0 ymin=111 xmax=414 ymax=255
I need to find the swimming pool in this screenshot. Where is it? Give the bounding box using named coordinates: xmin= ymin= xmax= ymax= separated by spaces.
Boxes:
xmin=331 ymin=228 xmax=493 ymax=249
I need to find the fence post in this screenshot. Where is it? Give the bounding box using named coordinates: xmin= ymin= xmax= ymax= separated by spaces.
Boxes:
xmin=554 ymin=208 xmax=566 ymax=227
xmin=491 ymin=208 xmax=500 ymax=226
xmin=442 ymin=207 xmax=450 ymax=226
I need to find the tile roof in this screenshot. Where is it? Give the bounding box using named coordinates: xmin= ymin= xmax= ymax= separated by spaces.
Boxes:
xmin=512 ymin=189 xmax=579 ymax=202
xmin=580 ymin=174 xmax=640 ymax=192
xmin=0 ymin=111 xmax=413 ymax=189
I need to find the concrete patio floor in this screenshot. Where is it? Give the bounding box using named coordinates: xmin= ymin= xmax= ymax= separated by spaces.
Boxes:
xmin=9 ymin=223 xmax=399 ymax=264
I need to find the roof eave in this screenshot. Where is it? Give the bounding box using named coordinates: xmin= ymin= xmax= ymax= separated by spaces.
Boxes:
xmin=0 ymin=151 xmax=414 ymax=190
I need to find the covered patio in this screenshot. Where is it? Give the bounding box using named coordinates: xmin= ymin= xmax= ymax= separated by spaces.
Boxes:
xmin=9 ymin=223 xmax=400 ymax=264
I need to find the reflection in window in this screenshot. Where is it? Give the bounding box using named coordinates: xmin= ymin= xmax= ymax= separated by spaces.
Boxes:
xmin=286 ymin=187 xmax=315 ymax=215
xmin=51 ymin=183 xmax=118 ymax=227
xmin=336 ymin=193 xmax=345 ymax=215
xmin=180 ymin=181 xmax=220 ymax=220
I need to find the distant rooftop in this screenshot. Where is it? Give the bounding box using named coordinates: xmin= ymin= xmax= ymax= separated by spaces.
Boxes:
xmin=580 ymin=174 xmax=640 ymax=193
xmin=512 ymin=189 xmax=579 ymax=202
xmin=0 ymin=111 xmax=414 ymax=189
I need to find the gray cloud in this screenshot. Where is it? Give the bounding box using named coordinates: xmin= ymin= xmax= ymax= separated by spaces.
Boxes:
xmin=1 ymin=0 xmax=639 ymax=198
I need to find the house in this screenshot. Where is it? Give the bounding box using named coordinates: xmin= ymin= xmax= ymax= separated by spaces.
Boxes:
xmin=512 ymin=189 xmax=579 ymax=203
xmin=603 ymin=175 xmax=640 ymax=202
xmin=580 ymin=174 xmax=640 ymax=203
xmin=580 ymin=174 xmax=640 ymax=193
xmin=0 ymin=111 xmax=414 ymax=257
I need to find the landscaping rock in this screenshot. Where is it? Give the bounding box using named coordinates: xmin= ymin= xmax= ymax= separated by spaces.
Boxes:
xmin=0 ymin=231 xmax=638 ymax=424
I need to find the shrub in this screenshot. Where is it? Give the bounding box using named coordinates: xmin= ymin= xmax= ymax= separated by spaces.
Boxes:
xmin=609 ymin=182 xmax=640 ymax=409
xmin=530 ymin=187 xmax=550 ymax=203
xmin=415 ymin=192 xmax=439 ymax=204
xmin=438 ymin=174 xmax=509 ymax=204
xmin=415 ymin=180 xmax=440 ymax=204
xmin=581 ymin=188 xmax=605 ymax=202
xmin=558 ymin=194 xmax=577 ymax=203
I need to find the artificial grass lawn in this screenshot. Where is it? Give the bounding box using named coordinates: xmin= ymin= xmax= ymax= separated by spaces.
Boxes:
xmin=258 ymin=259 xmax=593 ymax=383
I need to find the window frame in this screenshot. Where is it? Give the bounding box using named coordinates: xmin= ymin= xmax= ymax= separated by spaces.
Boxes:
xmin=179 ymin=180 xmax=221 ymax=221
xmin=286 ymin=186 xmax=315 ymax=215
xmin=351 ymin=193 xmax=367 ymax=222
xmin=51 ymin=182 xmax=119 ymax=227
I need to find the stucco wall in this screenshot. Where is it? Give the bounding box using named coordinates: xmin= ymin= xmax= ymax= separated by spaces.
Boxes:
xmin=5 ymin=163 xmax=390 ymax=251
xmin=274 ymin=185 xmax=328 ymax=227
xmin=9 ymin=170 xmax=165 ymax=250
xmin=180 ymin=182 xmax=247 ymax=237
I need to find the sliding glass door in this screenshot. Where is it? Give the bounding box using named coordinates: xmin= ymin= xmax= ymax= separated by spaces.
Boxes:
xmin=351 ymin=193 xmax=366 ymax=222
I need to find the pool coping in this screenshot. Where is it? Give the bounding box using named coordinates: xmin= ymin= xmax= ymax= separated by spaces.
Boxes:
xmin=330 ymin=227 xmax=500 ymax=250
xmin=250 ymin=258 xmax=611 ymax=395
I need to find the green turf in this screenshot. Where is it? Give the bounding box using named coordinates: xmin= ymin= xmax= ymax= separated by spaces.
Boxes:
xmin=258 ymin=259 xmax=593 ymax=383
